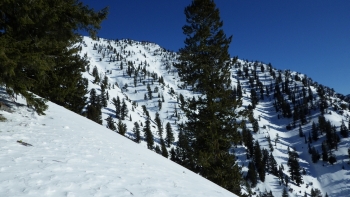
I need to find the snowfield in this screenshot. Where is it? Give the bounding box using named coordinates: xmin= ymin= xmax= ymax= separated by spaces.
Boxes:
xmin=1 ymin=35 xmax=350 ymax=197
xmin=0 ymin=93 xmax=237 ymax=197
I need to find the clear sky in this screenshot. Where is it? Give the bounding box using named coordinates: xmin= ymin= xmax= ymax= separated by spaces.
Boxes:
xmin=80 ymin=0 xmax=350 ymax=95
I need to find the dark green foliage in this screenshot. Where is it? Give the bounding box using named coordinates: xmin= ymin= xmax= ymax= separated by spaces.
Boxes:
xmin=340 ymin=120 xmax=349 ymax=138
xmin=112 ymin=96 xmax=121 ymax=118
xmin=100 ymin=85 xmax=107 ymax=107
xmin=282 ymin=187 xmax=289 ymax=197
xmin=0 ymin=0 xmax=108 ymax=114
xmin=174 ymin=124 xmax=193 ymax=169
xmin=143 ymin=117 xmax=154 ymax=149
xmin=165 ymin=122 xmax=175 ymax=147
xmin=287 ymin=150 xmax=302 ymax=186
xmin=252 ymin=119 xmax=259 ymax=133
xmin=299 ymin=124 xmax=304 ymax=137
xmin=174 ymin=0 xmax=245 ymax=194
xmin=105 ymin=115 xmax=116 ymax=131
xmin=310 ymin=188 xmax=322 ymax=197
xmin=147 ymin=84 xmax=152 ymax=100
xmin=328 ymin=155 xmax=337 ymax=165
xmin=86 ymin=89 xmax=102 ymax=124
xmin=160 ymin=138 xmax=169 ymax=158
xmin=158 ymin=99 xmax=162 ymax=110
xmin=155 ymin=145 xmax=161 ymax=154
xmin=321 ymin=141 xmax=329 ymax=162
xmin=246 ymin=162 xmax=257 ymax=187
xmin=117 ymin=119 xmax=127 ymax=136
xmin=253 ymin=141 xmax=265 ymax=182
xmin=121 ymin=99 xmax=128 ymax=120
xmin=268 ymin=153 xmax=278 ymax=176
xmin=311 ymin=147 xmax=320 ymax=163
xmin=154 ymin=112 xmax=163 ymax=137
xmin=133 ymin=122 xmax=141 ymax=143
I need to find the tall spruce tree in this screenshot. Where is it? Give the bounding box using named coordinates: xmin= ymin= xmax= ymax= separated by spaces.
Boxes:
xmin=165 ymin=122 xmax=175 ymax=147
xmin=133 ymin=122 xmax=141 ymax=143
xmin=0 ymin=0 xmax=108 ymax=114
xmin=143 ymin=117 xmax=154 ymax=150
xmin=175 ymin=0 xmax=245 ymax=194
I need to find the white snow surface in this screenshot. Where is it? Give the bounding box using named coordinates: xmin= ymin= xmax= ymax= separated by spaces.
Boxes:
xmin=0 ymin=97 xmax=237 ymax=197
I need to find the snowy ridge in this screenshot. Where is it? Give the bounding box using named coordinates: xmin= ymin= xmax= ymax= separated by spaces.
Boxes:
xmin=1 ymin=35 xmax=350 ymax=197
xmin=78 ymin=36 xmax=350 ymax=196
xmin=0 ymin=88 xmax=237 ymax=197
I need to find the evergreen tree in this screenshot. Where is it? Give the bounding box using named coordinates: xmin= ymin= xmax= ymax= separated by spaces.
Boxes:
xmin=147 ymin=84 xmax=152 ymax=100
xmin=100 ymin=84 xmax=107 ymax=107
xmin=144 ymin=117 xmax=154 ymax=149
xmin=282 ymin=187 xmax=289 ymax=197
xmin=105 ymin=115 xmax=116 ymax=131
xmin=133 ymin=122 xmax=141 ymax=143
xmin=174 ymin=0 xmax=246 ymax=193
xmin=340 ymin=120 xmax=349 ymax=138
xmin=165 ymin=122 xmax=175 ymax=147
xmin=86 ymin=89 xmax=102 ymax=124
xmin=268 ymin=152 xmax=278 ymax=176
xmin=287 ymin=150 xmax=303 ymax=186
xmin=299 ymin=124 xmax=304 ymax=137
xmin=246 ymin=162 xmax=258 ymax=187
xmin=154 ymin=112 xmax=163 ymax=137
xmin=175 ymin=124 xmax=193 ymax=169
xmin=120 ymin=98 xmax=128 ymax=120
xmin=311 ymin=147 xmax=320 ymax=163
xmin=0 ymin=0 xmax=108 ymax=114
xmin=117 ymin=119 xmax=127 ymax=136
xmin=160 ymin=138 xmax=169 ymax=158
xmin=254 ymin=140 xmax=265 ymax=182
xmin=112 ymin=96 xmax=121 ymax=118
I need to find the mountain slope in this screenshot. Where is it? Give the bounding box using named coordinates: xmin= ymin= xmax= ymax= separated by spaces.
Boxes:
xmin=2 ymin=36 xmax=350 ymax=197
xmin=0 ymin=88 xmax=237 ymax=197
xmin=77 ymin=36 xmax=350 ymax=197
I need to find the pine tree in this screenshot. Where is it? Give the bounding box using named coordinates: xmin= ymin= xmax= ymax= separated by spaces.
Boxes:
xmin=154 ymin=112 xmax=163 ymax=137
xmin=133 ymin=122 xmax=141 ymax=143
xmin=282 ymin=187 xmax=289 ymax=197
xmin=105 ymin=115 xmax=116 ymax=131
xmin=165 ymin=122 xmax=175 ymax=147
xmin=144 ymin=117 xmax=154 ymax=149
xmin=117 ymin=119 xmax=127 ymax=136
xmin=160 ymin=138 xmax=169 ymax=158
xmin=340 ymin=120 xmax=349 ymax=138
xmin=287 ymin=150 xmax=303 ymax=186
xmin=246 ymin=162 xmax=258 ymax=187
xmin=86 ymin=89 xmax=102 ymax=124
xmin=254 ymin=141 xmax=265 ymax=182
xmin=100 ymin=84 xmax=107 ymax=107
xmin=299 ymin=124 xmax=304 ymax=137
xmin=120 ymin=99 xmax=128 ymax=120
xmin=112 ymin=97 xmax=121 ymax=118
xmin=0 ymin=0 xmax=108 ymax=114
xmin=174 ymin=0 xmax=246 ymax=194
xmin=147 ymin=84 xmax=152 ymax=100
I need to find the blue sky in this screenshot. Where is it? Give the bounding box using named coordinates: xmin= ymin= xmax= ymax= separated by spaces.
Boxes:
xmin=81 ymin=0 xmax=350 ymax=95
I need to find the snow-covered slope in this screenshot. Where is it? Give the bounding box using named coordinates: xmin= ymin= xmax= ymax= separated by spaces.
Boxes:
xmin=0 ymin=89 xmax=237 ymax=197
xmin=77 ymin=36 xmax=350 ymax=197
xmin=2 ymin=35 xmax=350 ymax=197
